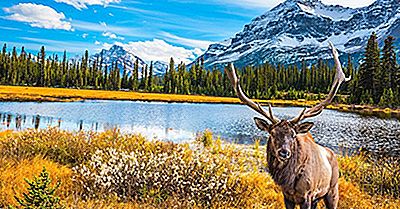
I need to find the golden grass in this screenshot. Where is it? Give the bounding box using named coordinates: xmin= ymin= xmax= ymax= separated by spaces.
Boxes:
xmin=0 ymin=85 xmax=242 ymax=103
xmin=0 ymin=129 xmax=399 ymax=208
xmin=0 ymin=157 xmax=73 ymax=208
xmin=1 ymin=85 xmax=399 ymax=119
xmin=0 ymin=85 xmax=324 ymax=108
xmin=338 ymin=154 xmax=400 ymax=198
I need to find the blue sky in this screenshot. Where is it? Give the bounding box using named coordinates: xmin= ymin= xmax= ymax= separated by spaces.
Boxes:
xmin=0 ymin=0 xmax=376 ymax=63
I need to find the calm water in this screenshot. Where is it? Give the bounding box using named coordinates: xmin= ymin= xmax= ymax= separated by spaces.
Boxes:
xmin=0 ymin=101 xmax=399 ymax=156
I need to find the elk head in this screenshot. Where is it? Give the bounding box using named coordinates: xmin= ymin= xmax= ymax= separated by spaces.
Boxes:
xmin=226 ymin=42 xmax=351 ymax=162
xmin=254 ymin=118 xmax=314 ymax=162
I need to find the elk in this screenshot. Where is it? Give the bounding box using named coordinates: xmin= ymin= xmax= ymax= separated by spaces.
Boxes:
xmin=226 ymin=42 xmax=351 ymax=209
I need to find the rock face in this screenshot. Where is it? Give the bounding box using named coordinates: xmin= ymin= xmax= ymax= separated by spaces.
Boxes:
xmin=198 ymin=0 xmax=400 ymax=67
xmin=91 ymin=45 xmax=167 ymax=75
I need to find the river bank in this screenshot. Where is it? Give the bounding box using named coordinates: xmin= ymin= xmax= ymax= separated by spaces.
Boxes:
xmin=0 ymin=128 xmax=398 ymax=208
xmin=1 ymin=85 xmax=399 ymax=119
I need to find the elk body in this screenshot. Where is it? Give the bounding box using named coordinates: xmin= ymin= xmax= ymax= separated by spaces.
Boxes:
xmin=226 ymin=42 xmax=351 ymax=209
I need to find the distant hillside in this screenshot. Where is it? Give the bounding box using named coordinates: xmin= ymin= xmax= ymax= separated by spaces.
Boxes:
xmin=197 ymin=0 xmax=400 ymax=68
xmin=91 ymin=45 xmax=168 ymax=76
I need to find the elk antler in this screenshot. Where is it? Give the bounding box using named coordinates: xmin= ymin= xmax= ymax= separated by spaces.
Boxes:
xmin=290 ymin=42 xmax=351 ymax=124
xmin=226 ymin=63 xmax=280 ymax=124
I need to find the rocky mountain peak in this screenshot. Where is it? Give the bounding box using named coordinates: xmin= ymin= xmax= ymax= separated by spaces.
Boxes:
xmin=197 ymin=0 xmax=400 ymax=68
xmin=92 ymin=45 xmax=167 ymax=75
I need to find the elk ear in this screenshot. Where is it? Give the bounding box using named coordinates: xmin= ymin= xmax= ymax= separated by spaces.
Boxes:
xmin=295 ymin=122 xmax=314 ymax=134
xmin=254 ymin=117 xmax=271 ymax=132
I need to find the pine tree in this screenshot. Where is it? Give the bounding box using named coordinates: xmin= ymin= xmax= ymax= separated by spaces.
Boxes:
xmin=121 ymin=62 xmax=128 ymax=89
xmin=164 ymin=66 xmax=169 ymax=93
xmin=147 ymin=61 xmax=153 ymax=91
xmin=142 ymin=64 xmax=148 ymax=90
xmin=0 ymin=44 xmax=6 ymax=82
xmin=11 ymin=167 xmax=63 ymax=209
xmin=169 ymin=57 xmax=176 ymax=93
xmin=357 ymin=32 xmax=381 ymax=103
xmin=39 ymin=46 xmax=46 ymax=86
xmin=378 ymin=88 xmax=395 ymax=108
xmin=381 ymin=36 xmax=397 ymax=90
xmin=132 ymin=59 xmax=139 ymax=91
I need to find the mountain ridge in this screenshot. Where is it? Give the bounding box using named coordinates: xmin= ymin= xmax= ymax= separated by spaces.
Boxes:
xmin=91 ymin=45 xmax=168 ymax=75
xmin=197 ymin=0 xmax=400 ymax=68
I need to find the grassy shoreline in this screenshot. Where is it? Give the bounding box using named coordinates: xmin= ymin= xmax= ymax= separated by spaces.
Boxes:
xmin=0 ymin=128 xmax=398 ymax=208
xmin=1 ymin=85 xmax=399 ymax=119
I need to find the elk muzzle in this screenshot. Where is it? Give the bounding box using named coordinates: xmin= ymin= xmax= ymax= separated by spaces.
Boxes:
xmin=277 ymin=148 xmax=291 ymax=160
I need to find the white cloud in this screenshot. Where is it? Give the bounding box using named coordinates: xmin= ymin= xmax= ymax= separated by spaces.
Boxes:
xmin=82 ymin=33 xmax=89 ymax=38
xmin=72 ymin=20 xmax=145 ymax=37
xmin=102 ymin=31 xmax=124 ymax=40
xmin=106 ymin=39 xmax=203 ymax=64
xmin=3 ymin=3 xmax=73 ymax=31
xmin=55 ymin=0 xmax=121 ymax=10
xmin=100 ymin=21 xmax=107 ymax=27
xmin=161 ymin=32 xmax=213 ymax=50
xmin=95 ymin=40 xmax=101 ymax=45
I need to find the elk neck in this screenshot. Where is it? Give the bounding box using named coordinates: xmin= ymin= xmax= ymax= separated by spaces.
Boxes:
xmin=267 ymin=134 xmax=307 ymax=189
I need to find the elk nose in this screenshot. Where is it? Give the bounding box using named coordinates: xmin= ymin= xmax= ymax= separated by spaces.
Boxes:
xmin=278 ymin=149 xmax=291 ymax=159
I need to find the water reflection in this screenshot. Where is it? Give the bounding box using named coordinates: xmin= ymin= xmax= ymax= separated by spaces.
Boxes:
xmin=0 ymin=101 xmax=399 ymax=156
xmin=0 ymin=112 xmax=196 ymax=143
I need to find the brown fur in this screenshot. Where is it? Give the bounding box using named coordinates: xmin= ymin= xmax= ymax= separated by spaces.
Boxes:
xmin=265 ymin=121 xmax=339 ymax=209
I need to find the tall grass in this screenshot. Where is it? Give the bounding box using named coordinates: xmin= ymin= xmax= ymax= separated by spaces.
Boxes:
xmin=0 ymin=128 xmax=399 ymax=208
xmin=339 ymin=153 xmax=400 ymax=197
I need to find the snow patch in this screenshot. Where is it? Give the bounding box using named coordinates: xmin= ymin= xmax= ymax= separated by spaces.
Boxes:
xmin=314 ymin=6 xmax=354 ymax=21
xmin=279 ymin=35 xmax=301 ymax=47
xmin=297 ymin=3 xmax=315 ymax=15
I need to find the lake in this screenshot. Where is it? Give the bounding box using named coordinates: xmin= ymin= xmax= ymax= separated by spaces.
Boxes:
xmin=0 ymin=100 xmax=399 ymax=156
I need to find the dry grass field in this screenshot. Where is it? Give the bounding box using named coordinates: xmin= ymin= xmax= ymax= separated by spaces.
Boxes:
xmin=0 ymin=85 xmax=399 ymax=119
xmin=0 ymin=129 xmax=398 ymax=208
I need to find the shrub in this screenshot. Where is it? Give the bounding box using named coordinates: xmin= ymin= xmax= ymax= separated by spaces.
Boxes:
xmin=339 ymin=154 xmax=400 ymax=198
xmin=1 ymin=129 xmax=400 ymax=208
xmin=10 ymin=167 xmax=64 ymax=209
xmin=0 ymin=128 xmax=151 ymax=167
xmin=196 ymin=129 xmax=213 ymax=148
xmin=73 ymin=146 xmax=245 ymax=207
xmin=378 ymin=88 xmax=396 ymax=107
xmin=0 ymin=157 xmax=73 ymax=208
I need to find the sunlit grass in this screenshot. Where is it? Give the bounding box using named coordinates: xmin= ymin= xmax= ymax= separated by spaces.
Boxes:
xmin=0 ymin=157 xmax=73 ymax=207
xmin=0 ymin=85 xmax=319 ymax=106
xmin=1 ymin=85 xmax=399 ymax=120
xmin=0 ymin=128 xmax=399 ymax=208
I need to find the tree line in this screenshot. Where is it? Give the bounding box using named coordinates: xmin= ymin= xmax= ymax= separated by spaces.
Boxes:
xmin=0 ymin=33 xmax=399 ymax=107
xmin=349 ymin=33 xmax=400 ymax=107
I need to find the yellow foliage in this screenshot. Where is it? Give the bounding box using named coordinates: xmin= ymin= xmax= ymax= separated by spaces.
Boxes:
xmin=236 ymin=172 xmax=284 ymax=208
xmin=0 ymin=157 xmax=73 ymax=207
xmin=0 ymin=130 xmax=13 ymax=141
xmin=1 ymin=85 xmax=398 ymax=118
xmin=0 ymin=129 xmax=399 ymax=208
xmin=0 ymin=85 xmax=323 ymax=108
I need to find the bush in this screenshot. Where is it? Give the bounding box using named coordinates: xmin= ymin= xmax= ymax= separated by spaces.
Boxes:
xmin=360 ymin=90 xmax=374 ymax=105
xmin=196 ymin=129 xmax=213 ymax=148
xmin=0 ymin=128 xmax=151 ymax=167
xmin=10 ymin=167 xmax=64 ymax=209
xmin=1 ymin=129 xmax=400 ymax=208
xmin=0 ymin=157 xmax=73 ymax=208
xmin=378 ymin=88 xmax=396 ymax=107
xmin=339 ymin=153 xmax=400 ymax=198
xmin=73 ymin=146 xmax=244 ymax=207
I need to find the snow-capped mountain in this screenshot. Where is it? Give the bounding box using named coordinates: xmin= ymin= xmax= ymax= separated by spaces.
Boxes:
xmin=199 ymin=0 xmax=400 ymax=67
xmin=152 ymin=61 xmax=169 ymax=74
xmin=91 ymin=45 xmax=167 ymax=75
